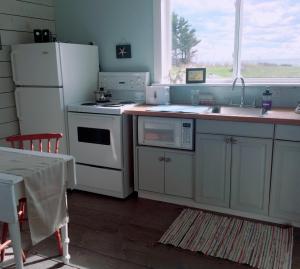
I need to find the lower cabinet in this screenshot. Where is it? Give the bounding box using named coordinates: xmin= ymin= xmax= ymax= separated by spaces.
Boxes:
xmin=164 ymin=151 xmax=193 ymax=198
xmin=195 ymin=134 xmax=231 ymax=207
xmin=195 ymin=134 xmax=272 ymax=215
xmin=269 ymin=141 xmax=300 ymax=222
xmin=138 ymin=147 xmax=193 ymax=198
xmin=138 ymin=147 xmax=165 ymax=193
xmin=230 ymin=137 xmax=272 ymax=215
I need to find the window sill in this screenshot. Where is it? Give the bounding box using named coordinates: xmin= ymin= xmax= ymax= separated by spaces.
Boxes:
xmin=152 ymin=82 xmax=300 ymax=87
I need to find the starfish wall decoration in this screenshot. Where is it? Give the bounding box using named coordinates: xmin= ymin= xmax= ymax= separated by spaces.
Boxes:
xmin=116 ymin=44 xmax=131 ymax=58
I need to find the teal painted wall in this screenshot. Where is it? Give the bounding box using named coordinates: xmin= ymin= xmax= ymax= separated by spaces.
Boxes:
xmin=55 ymin=0 xmax=300 ymax=107
xmin=55 ymin=0 xmax=154 ymax=75
xmin=170 ymin=85 xmax=300 ymax=107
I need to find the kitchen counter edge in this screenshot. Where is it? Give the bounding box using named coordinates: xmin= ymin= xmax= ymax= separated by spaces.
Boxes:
xmin=124 ymin=105 xmax=300 ymax=126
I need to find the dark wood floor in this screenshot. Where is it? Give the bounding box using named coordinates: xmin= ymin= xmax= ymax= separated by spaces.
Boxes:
xmin=3 ymin=191 xmax=300 ymax=268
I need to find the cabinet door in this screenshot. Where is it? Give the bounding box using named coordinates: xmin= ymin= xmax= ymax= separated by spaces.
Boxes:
xmin=195 ymin=134 xmax=231 ymax=207
xmin=165 ymin=152 xmax=193 ymax=198
xmin=231 ymin=137 xmax=272 ymax=215
xmin=270 ymin=141 xmax=300 ymax=222
xmin=138 ymin=147 xmax=165 ymax=193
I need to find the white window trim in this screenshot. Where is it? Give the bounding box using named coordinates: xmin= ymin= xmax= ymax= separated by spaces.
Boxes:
xmin=233 ymin=0 xmax=243 ymax=78
xmin=153 ymin=0 xmax=171 ymax=84
xmin=154 ymin=0 xmax=300 ymax=85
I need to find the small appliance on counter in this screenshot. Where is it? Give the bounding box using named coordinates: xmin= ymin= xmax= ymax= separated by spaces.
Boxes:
xmin=146 ymin=85 xmax=170 ymax=105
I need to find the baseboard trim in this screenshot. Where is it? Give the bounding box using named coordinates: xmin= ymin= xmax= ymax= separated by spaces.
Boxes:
xmin=138 ymin=190 xmax=300 ymax=228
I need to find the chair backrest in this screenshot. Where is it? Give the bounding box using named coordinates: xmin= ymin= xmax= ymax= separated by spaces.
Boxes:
xmin=6 ymin=133 xmax=63 ymax=153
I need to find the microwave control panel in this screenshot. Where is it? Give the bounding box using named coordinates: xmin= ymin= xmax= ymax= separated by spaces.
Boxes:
xmin=181 ymin=119 xmax=194 ymax=149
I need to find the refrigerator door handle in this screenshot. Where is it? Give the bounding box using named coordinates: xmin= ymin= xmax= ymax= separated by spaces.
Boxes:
xmin=15 ymin=90 xmax=22 ymax=120
xmin=11 ymin=51 xmax=20 ymax=85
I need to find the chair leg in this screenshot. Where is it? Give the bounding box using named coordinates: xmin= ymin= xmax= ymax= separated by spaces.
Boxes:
xmin=1 ymin=224 xmax=26 ymax=263
xmin=22 ymin=250 xmax=26 ymax=262
xmin=55 ymin=230 xmax=63 ymax=256
xmin=0 ymin=223 xmax=9 ymax=262
xmin=18 ymin=199 xmax=27 ymax=230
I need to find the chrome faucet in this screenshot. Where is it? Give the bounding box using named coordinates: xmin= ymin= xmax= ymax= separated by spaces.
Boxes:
xmin=232 ymin=77 xmax=246 ymax=107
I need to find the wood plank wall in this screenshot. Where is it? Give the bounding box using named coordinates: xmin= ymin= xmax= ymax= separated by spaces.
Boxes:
xmin=0 ymin=0 xmax=56 ymax=146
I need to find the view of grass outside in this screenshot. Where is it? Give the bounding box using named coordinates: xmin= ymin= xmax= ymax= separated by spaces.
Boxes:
xmin=242 ymin=64 xmax=300 ymax=78
xmin=170 ymin=0 xmax=300 ymax=84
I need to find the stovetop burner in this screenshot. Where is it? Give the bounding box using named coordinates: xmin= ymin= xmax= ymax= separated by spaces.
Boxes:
xmin=118 ymin=101 xmax=135 ymax=104
xmin=81 ymin=101 xmax=135 ymax=107
xmin=81 ymin=102 xmax=98 ymax=106
xmin=69 ymin=100 xmax=137 ymax=115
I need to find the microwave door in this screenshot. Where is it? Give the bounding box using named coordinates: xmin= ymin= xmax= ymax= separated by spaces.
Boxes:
xmin=139 ymin=118 xmax=181 ymax=148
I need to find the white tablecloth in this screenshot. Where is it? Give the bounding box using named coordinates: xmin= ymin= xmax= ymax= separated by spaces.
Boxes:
xmin=0 ymin=147 xmax=76 ymax=245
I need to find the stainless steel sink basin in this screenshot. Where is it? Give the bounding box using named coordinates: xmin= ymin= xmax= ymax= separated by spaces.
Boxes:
xmin=211 ymin=106 xmax=265 ymax=117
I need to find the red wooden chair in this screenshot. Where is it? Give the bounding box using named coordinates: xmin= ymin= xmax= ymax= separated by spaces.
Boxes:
xmin=0 ymin=133 xmax=64 ymax=262
xmin=0 ymin=238 xmax=11 ymax=262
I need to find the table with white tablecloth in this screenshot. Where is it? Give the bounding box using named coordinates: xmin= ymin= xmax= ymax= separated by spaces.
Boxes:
xmin=0 ymin=147 xmax=76 ymax=269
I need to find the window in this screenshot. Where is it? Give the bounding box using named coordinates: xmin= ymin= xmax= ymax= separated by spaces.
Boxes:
xmin=154 ymin=0 xmax=300 ymax=84
xmin=241 ymin=0 xmax=300 ymax=79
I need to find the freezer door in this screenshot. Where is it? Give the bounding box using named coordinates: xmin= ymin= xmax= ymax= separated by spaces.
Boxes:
xmin=15 ymin=87 xmax=67 ymax=153
xmin=11 ymin=43 xmax=62 ymax=87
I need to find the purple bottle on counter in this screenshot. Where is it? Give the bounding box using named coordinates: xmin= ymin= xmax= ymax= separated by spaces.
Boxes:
xmin=262 ymin=88 xmax=272 ymax=111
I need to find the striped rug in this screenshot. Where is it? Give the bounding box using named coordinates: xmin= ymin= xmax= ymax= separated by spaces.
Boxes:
xmin=159 ymin=209 xmax=293 ymax=269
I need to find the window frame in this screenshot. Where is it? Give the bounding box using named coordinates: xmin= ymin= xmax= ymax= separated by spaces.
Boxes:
xmin=153 ymin=0 xmax=300 ymax=85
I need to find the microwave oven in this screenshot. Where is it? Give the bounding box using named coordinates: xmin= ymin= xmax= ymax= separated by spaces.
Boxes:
xmin=138 ymin=116 xmax=194 ymax=150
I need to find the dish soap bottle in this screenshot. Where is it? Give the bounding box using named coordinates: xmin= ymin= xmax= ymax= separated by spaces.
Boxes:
xmin=262 ymin=88 xmax=272 ymax=111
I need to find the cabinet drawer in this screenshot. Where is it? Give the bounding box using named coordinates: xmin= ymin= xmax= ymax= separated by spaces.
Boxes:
xmin=75 ymin=164 xmax=124 ymax=195
xmin=275 ymin=125 xmax=300 ymax=141
xmin=196 ymin=120 xmax=274 ymax=138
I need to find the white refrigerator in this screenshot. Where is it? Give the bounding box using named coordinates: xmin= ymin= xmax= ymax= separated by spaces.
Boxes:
xmin=11 ymin=42 xmax=99 ymax=153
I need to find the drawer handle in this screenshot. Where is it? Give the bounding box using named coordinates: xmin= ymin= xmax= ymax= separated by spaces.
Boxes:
xmin=225 ymin=137 xmax=231 ymax=144
xmin=231 ymin=138 xmax=238 ymax=144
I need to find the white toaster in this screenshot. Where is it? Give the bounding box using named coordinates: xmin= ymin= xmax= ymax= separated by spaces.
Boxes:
xmin=146 ymin=86 xmax=170 ymax=105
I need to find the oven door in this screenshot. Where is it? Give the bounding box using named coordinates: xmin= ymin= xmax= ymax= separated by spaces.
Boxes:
xmin=68 ymin=112 xmax=122 ymax=169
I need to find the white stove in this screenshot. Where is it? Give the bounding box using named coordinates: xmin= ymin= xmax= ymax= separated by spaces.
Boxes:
xmin=67 ymin=72 xmax=150 ymax=198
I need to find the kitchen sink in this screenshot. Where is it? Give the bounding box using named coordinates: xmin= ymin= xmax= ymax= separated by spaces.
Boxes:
xmin=147 ymin=104 xmax=266 ymax=117
xmin=211 ymin=106 xmax=266 ymax=117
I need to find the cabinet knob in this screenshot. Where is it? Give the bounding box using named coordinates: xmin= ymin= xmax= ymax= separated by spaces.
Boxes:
xmin=231 ymin=138 xmax=238 ymax=144
xmin=158 ymin=157 xmax=165 ymax=162
xmin=165 ymin=157 xmax=171 ymax=162
xmin=225 ymin=137 xmax=231 ymax=144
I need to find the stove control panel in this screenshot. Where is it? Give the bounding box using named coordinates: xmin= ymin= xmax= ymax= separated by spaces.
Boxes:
xmin=99 ymin=72 xmax=150 ymax=91
xmin=99 ymin=72 xmax=150 ymax=102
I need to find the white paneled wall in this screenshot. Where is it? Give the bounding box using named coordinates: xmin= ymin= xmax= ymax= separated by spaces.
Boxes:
xmin=0 ymin=0 xmax=56 ymax=145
